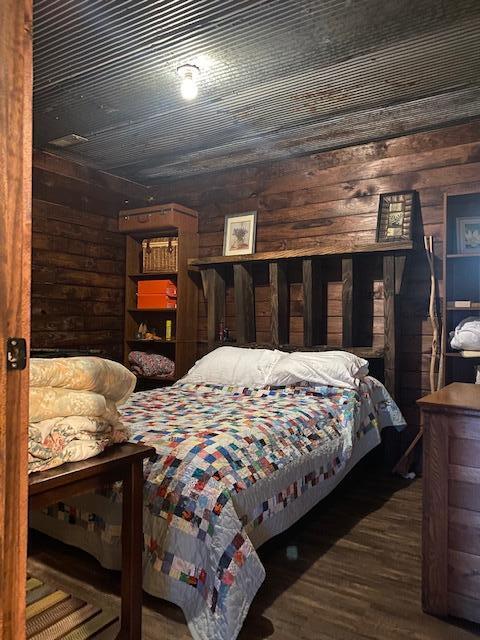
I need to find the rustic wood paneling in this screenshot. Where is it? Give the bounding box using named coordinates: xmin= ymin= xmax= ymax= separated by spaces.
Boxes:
xmin=31 ymin=152 xmax=149 ymax=359
xmin=156 ymin=118 xmax=480 ymax=438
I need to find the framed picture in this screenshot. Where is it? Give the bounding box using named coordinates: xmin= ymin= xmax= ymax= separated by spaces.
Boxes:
xmin=376 ymin=191 xmax=415 ymax=243
xmin=456 ymin=217 xmax=480 ymax=254
xmin=223 ymin=211 xmax=257 ymax=256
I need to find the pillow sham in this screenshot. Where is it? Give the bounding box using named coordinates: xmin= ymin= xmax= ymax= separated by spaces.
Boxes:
xmin=264 ymin=350 xmax=369 ymax=389
xmin=180 ymin=346 xmax=283 ymax=386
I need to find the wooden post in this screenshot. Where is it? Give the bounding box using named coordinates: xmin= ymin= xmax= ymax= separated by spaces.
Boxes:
xmin=121 ymin=460 xmax=145 ymax=639
xmin=422 ymin=409 xmax=449 ymax=616
xmin=233 ymin=263 xmax=255 ymax=343
xmin=202 ymin=267 xmax=225 ymax=346
xmin=383 ymin=254 xmax=398 ymax=398
xmin=0 ymin=1 xmax=32 ymax=638
xmin=342 ymin=257 xmax=354 ymax=347
xmin=269 ymin=261 xmax=289 ymax=346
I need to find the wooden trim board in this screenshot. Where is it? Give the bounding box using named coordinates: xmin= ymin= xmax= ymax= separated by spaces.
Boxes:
xmin=189 ymin=240 xmax=413 ymax=267
xmin=0 ymin=1 xmax=32 ymax=638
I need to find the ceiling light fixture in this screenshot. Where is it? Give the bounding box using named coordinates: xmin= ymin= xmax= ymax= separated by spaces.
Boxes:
xmin=47 ymin=133 xmax=89 ymax=148
xmin=177 ymin=64 xmax=200 ymax=101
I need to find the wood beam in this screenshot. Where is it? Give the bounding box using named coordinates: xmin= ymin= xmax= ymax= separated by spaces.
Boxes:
xmin=233 ymin=263 xmax=255 ymax=344
xmin=342 ymin=257 xmax=354 ymax=347
xmin=383 ymin=254 xmax=398 ymax=398
xmin=269 ymin=261 xmax=289 ymax=346
xmin=203 ymin=267 xmax=225 ymax=346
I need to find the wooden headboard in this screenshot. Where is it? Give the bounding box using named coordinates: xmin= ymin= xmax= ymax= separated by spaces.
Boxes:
xmin=189 ymin=241 xmax=412 ymax=399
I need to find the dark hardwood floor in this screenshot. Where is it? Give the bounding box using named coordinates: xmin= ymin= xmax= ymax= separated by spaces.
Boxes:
xmin=28 ymin=463 xmax=480 ymax=639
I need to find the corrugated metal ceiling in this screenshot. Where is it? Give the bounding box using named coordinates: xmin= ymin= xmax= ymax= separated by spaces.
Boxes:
xmin=33 ymin=0 xmax=480 ymax=182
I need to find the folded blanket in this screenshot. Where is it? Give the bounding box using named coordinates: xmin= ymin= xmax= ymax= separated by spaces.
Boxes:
xmin=29 ymin=387 xmax=123 ymax=425
xmin=30 ymin=357 xmax=136 ymax=405
xmin=128 ymin=351 xmax=175 ymax=378
xmin=29 ymin=358 xmax=135 ymax=473
xmin=28 ymin=415 xmax=128 ymax=473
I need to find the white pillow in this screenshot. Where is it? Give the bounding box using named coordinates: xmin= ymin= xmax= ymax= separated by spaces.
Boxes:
xmin=265 ymin=350 xmax=369 ymax=389
xmin=180 ymin=347 xmax=283 ymax=386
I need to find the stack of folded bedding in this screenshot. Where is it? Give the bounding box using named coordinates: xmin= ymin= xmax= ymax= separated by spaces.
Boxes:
xmin=28 ymin=357 xmax=136 ymax=474
xmin=128 ymin=351 xmax=175 ymax=378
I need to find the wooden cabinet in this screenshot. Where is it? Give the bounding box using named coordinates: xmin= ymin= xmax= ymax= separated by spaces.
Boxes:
xmin=119 ymin=204 xmax=199 ymax=386
xmin=419 ymin=383 xmax=480 ymax=623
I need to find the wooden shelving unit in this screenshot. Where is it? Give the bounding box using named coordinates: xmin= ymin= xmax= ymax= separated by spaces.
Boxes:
xmin=119 ymin=204 xmax=199 ymax=386
xmin=441 ymin=189 xmax=480 ymax=386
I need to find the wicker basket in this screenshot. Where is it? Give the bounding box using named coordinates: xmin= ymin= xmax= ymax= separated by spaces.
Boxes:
xmin=142 ymin=237 xmax=178 ymax=273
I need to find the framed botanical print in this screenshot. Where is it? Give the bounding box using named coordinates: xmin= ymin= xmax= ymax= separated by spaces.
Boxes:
xmin=376 ymin=191 xmax=415 ymax=242
xmin=456 ymin=217 xmax=480 ymax=254
xmin=222 ymin=211 xmax=257 ymax=256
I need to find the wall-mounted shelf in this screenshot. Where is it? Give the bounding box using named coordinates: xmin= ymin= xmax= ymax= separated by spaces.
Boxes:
xmin=127 ymin=308 xmax=176 ymax=313
xmin=445 ymin=352 xmax=480 ymax=358
xmin=188 ymin=240 xmax=413 ymax=268
xmin=127 ymin=339 xmax=177 ymax=345
xmin=128 ymin=272 xmax=178 ymax=280
xmin=446 ymin=302 xmax=480 ymax=310
xmin=446 ymin=253 xmax=480 ymax=259
xmin=135 ymin=374 xmax=177 ymax=383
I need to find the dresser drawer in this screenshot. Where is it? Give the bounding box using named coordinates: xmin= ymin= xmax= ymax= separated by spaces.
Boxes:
xmin=450 ymin=437 xmax=480 ymax=467
xmin=448 ymin=507 xmax=480 ymax=556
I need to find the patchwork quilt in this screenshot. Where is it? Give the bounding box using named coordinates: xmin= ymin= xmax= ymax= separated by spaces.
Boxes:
xmin=30 ymin=378 xmax=404 ymax=640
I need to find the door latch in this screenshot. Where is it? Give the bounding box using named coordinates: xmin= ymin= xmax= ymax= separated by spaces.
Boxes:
xmin=7 ymin=338 xmax=27 ymax=371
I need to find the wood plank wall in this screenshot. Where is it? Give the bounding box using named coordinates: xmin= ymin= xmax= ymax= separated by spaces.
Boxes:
xmin=152 ymin=119 xmax=480 ymax=434
xmin=31 ymin=151 xmax=148 ymax=360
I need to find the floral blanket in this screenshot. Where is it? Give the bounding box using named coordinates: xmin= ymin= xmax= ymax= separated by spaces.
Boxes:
xmin=28 ymin=357 xmax=135 ymax=473
xmin=31 ymin=378 xmax=404 ymax=640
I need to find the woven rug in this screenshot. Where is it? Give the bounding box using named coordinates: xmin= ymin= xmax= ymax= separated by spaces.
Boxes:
xmin=26 ymin=575 xmax=119 ymax=639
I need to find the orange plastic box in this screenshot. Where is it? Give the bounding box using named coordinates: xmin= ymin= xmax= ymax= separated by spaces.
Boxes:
xmin=137 ymin=280 xmax=177 ymax=309
xmin=137 ymin=293 xmax=177 ymax=309
xmin=138 ymin=280 xmax=177 ymax=296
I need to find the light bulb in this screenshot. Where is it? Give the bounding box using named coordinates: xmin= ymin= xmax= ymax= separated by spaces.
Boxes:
xmin=177 ymin=64 xmax=200 ymax=101
xmin=181 ymin=75 xmax=198 ymax=100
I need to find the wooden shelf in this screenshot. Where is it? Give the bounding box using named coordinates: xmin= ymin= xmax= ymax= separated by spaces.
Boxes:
xmin=128 ymin=272 xmax=177 ymax=280
xmin=189 ymin=240 xmax=413 ymax=268
xmin=135 ymin=374 xmax=176 ymax=383
xmin=128 ymin=308 xmax=176 ymax=313
xmin=447 ymin=302 xmax=480 ymax=310
xmin=447 ymin=253 xmax=480 ymax=259
xmin=446 ymin=351 xmax=480 ymax=358
xmin=127 ymin=339 xmax=176 ymax=345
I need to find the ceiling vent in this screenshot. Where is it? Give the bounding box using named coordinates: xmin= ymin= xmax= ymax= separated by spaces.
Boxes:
xmin=47 ymin=133 xmax=89 ymax=148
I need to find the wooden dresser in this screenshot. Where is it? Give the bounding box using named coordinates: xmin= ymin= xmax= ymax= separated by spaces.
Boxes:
xmin=418 ymin=383 xmax=480 ymax=623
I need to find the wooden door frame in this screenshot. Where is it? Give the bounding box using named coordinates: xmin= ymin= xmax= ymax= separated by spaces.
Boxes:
xmin=0 ymin=1 xmax=32 ymax=638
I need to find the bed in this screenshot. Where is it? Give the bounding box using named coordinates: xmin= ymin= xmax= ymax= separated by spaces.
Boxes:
xmin=30 ymin=348 xmax=405 ymax=640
